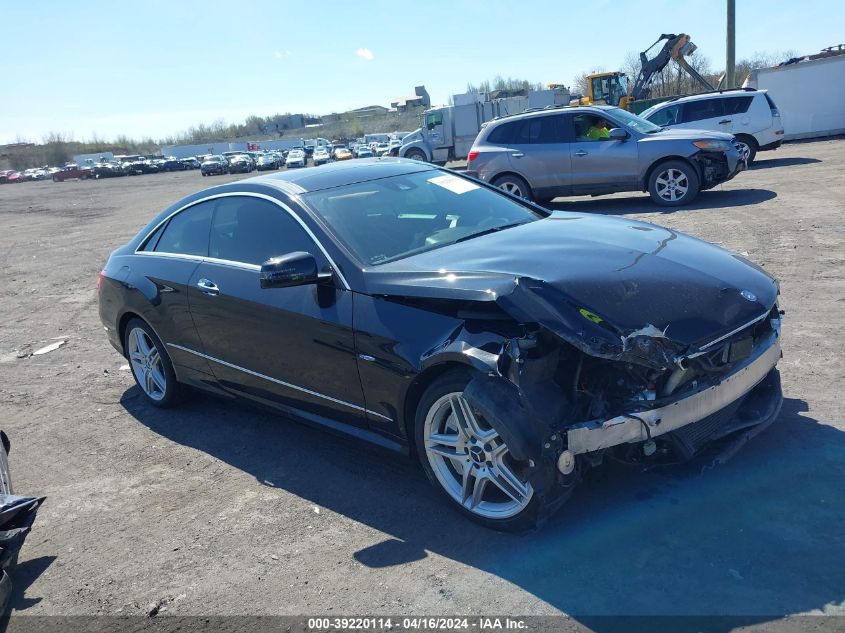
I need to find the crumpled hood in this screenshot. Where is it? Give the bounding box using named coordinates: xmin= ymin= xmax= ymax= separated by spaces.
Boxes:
xmin=362 ymin=213 xmax=777 ymax=366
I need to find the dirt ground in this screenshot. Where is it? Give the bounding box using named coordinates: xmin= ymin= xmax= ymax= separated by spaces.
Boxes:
xmin=0 ymin=141 xmax=843 ymax=624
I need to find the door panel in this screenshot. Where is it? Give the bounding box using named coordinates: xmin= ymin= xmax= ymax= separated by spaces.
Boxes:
xmin=505 ymin=115 xmax=572 ymax=194
xmin=569 ymin=113 xmax=638 ymax=191
xmin=185 ymin=194 xmax=367 ymax=428
xmin=188 ymin=263 xmax=366 ymax=427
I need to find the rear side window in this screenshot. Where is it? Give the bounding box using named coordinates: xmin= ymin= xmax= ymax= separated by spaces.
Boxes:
xmin=488 ymin=116 xmax=569 ymax=144
xmin=140 ymin=222 xmax=167 ymax=252
xmin=681 ymin=98 xmax=725 ymax=123
xmin=723 ymin=96 xmax=753 ymax=115
xmin=154 ymin=201 xmax=213 ymax=256
xmin=486 ymin=121 xmax=520 ymax=144
xmin=764 ymin=92 xmax=780 ymax=114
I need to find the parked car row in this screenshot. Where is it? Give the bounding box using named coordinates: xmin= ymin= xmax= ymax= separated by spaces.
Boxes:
xmin=199 ymin=144 xmax=386 ymax=177
xmin=1 ymin=154 xmax=207 ymax=185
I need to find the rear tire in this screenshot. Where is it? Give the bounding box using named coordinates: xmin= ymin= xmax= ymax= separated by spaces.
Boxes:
xmin=648 ymin=160 xmax=700 ymax=206
xmin=123 ymin=319 xmax=182 ymax=408
xmin=492 ymin=174 xmax=533 ymax=201
xmin=414 ymin=370 xmax=546 ymax=531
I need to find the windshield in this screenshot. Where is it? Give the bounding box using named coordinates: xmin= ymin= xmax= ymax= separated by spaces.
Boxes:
xmin=606 ymin=107 xmax=662 ymax=134
xmin=303 ymin=170 xmax=543 ymax=266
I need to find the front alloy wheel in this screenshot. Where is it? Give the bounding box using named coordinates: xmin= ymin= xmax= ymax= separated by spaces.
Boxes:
xmin=424 ymin=393 xmax=534 ymax=519
xmin=654 ymin=168 xmax=689 ymax=202
xmin=648 ymin=160 xmax=700 ymax=206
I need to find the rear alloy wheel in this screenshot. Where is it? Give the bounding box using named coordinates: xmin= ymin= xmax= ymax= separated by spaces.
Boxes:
xmin=648 ymin=160 xmax=700 ymax=206
xmin=415 ymin=372 xmax=542 ymax=530
xmin=124 ymin=319 xmax=181 ymax=408
xmin=492 ymin=174 xmax=533 ymax=201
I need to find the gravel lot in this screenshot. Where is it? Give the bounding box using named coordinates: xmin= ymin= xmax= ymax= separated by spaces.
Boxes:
xmin=0 ymin=142 xmax=843 ymax=624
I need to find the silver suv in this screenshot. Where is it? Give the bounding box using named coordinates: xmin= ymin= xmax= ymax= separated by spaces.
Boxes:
xmin=466 ymin=105 xmax=744 ymax=206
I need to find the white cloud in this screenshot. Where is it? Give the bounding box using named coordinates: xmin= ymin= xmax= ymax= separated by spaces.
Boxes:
xmin=274 ymin=50 xmax=293 ymax=59
xmin=355 ymin=47 xmax=374 ymax=61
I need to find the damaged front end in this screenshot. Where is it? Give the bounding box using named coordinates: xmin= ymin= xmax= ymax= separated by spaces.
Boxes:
xmin=692 ymin=145 xmax=745 ymax=190
xmin=461 ymin=293 xmax=784 ymax=509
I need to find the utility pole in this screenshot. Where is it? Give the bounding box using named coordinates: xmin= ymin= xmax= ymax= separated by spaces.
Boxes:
xmin=726 ymin=0 xmax=736 ymax=88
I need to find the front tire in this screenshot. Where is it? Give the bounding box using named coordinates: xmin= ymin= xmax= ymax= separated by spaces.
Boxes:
xmin=414 ymin=370 xmax=543 ymax=531
xmin=735 ymin=135 xmax=758 ymax=165
xmin=648 ymin=160 xmax=700 ymax=206
xmin=404 ymin=149 xmax=427 ymax=162
xmin=124 ymin=319 xmax=182 ymax=408
xmin=492 ymin=174 xmax=533 ymax=201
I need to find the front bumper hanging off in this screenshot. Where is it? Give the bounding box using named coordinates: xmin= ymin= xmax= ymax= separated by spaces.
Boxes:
xmin=566 ymin=331 xmax=782 ymax=455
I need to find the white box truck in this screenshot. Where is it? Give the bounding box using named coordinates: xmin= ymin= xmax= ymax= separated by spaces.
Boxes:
xmin=743 ymin=48 xmax=845 ymax=140
xmin=398 ymin=87 xmax=570 ymax=164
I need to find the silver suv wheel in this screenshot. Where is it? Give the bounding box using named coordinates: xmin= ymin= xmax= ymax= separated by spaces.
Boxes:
xmin=654 ymin=167 xmax=689 ymax=203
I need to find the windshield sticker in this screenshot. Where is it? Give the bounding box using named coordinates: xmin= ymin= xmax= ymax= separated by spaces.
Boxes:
xmin=428 ymin=175 xmax=479 ymax=194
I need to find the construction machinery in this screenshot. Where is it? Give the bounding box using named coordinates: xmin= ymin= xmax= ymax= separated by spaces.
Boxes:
xmin=569 ymin=34 xmax=715 ymax=113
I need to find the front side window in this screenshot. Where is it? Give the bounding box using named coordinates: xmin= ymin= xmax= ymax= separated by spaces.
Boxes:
xmin=304 ymin=170 xmax=544 ymax=266
xmin=573 ymin=114 xmax=614 ymax=141
xmin=425 ymin=112 xmax=443 ymax=129
xmin=208 ymin=197 xmax=323 ymax=267
xmin=646 ymin=104 xmax=681 ymax=126
xmin=153 ymin=201 xmax=213 ymax=256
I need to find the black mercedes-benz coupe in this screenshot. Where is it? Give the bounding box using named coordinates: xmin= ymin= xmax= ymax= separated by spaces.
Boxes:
xmin=99 ymin=158 xmax=783 ymax=530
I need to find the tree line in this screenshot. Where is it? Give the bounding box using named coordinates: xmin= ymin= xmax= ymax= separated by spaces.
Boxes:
xmin=3 ymin=51 xmax=797 ymax=170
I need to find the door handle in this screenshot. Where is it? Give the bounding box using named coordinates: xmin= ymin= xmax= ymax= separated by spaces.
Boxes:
xmin=511 ymin=152 xmax=524 ymax=158
xmin=196 ymin=279 xmax=219 ymax=296
xmin=719 ymin=119 xmax=732 ymax=124
xmin=574 ymin=150 xmax=588 ymax=157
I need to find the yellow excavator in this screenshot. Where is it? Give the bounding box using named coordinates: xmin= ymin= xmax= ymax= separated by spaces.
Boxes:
xmin=558 ymin=34 xmax=716 ymax=113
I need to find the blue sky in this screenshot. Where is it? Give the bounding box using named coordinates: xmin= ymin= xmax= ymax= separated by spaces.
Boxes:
xmin=1 ymin=0 xmax=841 ymax=144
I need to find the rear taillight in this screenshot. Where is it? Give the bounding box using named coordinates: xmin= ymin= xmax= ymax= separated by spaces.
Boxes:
xmin=467 ymin=150 xmax=479 ymax=164
xmin=97 ymin=270 xmax=106 ymax=290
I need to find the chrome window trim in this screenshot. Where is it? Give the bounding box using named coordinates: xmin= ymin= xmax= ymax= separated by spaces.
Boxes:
xmin=133 ymin=250 xmax=262 ymax=272
xmin=135 ymin=191 xmax=350 ymax=289
xmin=167 ymin=343 xmax=392 ymax=423
xmin=691 ymin=309 xmax=770 ymax=355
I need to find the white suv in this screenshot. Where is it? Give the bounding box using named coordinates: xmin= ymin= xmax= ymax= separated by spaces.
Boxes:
xmin=640 ymin=89 xmax=784 ymax=164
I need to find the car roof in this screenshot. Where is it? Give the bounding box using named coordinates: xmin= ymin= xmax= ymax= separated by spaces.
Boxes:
xmin=251 ymin=158 xmax=433 ymax=193
xmin=649 ymin=88 xmax=765 ymax=108
xmin=488 ymin=104 xmax=617 ymax=125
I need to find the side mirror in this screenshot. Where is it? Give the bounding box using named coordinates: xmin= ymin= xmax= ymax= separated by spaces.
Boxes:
xmin=608 ymin=127 xmax=628 ymax=140
xmin=260 ymin=252 xmax=319 ymax=289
